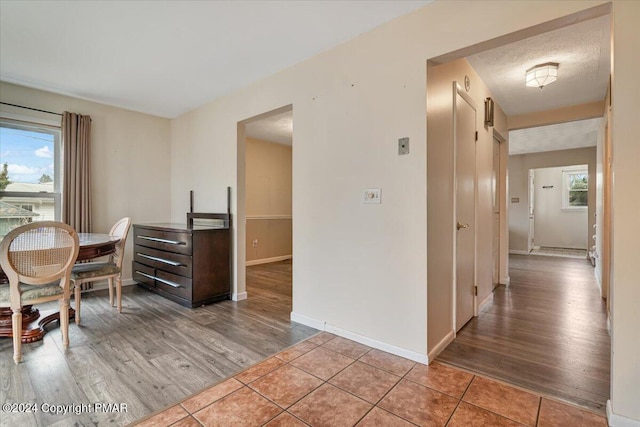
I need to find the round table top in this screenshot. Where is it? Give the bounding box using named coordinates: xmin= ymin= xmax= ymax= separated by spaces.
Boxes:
xmin=76 ymin=233 xmax=121 ymax=261
xmin=77 ymin=233 xmax=120 ymax=247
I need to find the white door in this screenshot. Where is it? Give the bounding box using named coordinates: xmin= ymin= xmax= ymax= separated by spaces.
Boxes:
xmin=533 ymin=166 xmax=588 ymax=249
xmin=455 ymin=87 xmax=476 ymax=332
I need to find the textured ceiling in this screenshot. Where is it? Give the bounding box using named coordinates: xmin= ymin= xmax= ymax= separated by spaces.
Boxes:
xmin=245 ymin=111 xmax=293 ymax=146
xmin=0 ymin=1 xmax=431 ymax=118
xmin=467 ymin=15 xmax=610 ymax=116
xmin=509 ymin=118 xmax=600 ymax=155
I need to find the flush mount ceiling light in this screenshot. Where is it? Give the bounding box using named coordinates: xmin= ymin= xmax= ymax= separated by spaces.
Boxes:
xmin=525 ymin=62 xmax=559 ymax=89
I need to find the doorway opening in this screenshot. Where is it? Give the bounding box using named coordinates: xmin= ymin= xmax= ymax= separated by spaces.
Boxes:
xmin=237 ymin=106 xmax=294 ymax=319
xmin=426 ymin=5 xmax=611 ymax=414
xmin=527 ymin=164 xmax=589 ymax=259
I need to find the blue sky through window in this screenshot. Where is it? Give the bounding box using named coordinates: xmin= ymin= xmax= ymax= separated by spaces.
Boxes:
xmin=0 ymin=126 xmax=55 ymax=184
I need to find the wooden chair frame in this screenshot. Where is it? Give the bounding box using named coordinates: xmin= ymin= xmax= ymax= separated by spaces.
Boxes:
xmin=72 ymin=217 xmax=131 ymax=323
xmin=0 ymin=221 xmax=79 ymax=364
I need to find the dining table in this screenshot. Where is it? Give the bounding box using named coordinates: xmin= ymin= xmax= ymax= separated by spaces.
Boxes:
xmin=0 ymin=232 xmax=121 ymax=343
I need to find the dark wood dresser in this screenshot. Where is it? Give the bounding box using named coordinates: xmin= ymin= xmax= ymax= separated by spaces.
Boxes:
xmin=132 ymin=222 xmax=231 ymax=307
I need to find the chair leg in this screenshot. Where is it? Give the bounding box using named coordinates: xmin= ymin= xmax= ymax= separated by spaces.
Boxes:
xmin=116 ymin=277 xmax=122 ymax=313
xmin=12 ymin=309 xmax=22 ymax=364
xmin=108 ymin=278 xmax=114 ymax=307
xmin=74 ymin=282 xmax=81 ymax=325
xmin=60 ymin=298 xmax=70 ymax=349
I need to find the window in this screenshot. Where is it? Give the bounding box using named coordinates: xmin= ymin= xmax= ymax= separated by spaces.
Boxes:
xmin=0 ymin=119 xmax=61 ymax=237
xmin=563 ymin=169 xmax=588 ymax=210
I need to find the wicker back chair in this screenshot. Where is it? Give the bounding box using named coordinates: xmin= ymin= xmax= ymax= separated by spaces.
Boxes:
xmin=0 ymin=221 xmax=79 ymax=364
xmin=71 ymin=217 xmax=131 ymax=322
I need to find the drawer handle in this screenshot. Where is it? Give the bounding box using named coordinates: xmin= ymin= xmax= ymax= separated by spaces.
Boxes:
xmin=136 ymin=271 xmax=156 ymax=281
xmin=136 ymin=271 xmax=182 ymax=288
xmin=137 ymin=253 xmax=183 ymax=266
xmin=138 ymin=235 xmax=184 ymax=245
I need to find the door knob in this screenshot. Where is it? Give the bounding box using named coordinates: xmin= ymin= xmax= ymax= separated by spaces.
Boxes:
xmin=456 ymin=222 xmax=469 ymax=230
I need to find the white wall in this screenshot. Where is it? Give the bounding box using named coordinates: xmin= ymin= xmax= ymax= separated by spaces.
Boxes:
xmin=610 ymin=0 xmax=640 ymax=423
xmin=533 ymin=166 xmax=588 ymax=249
xmin=0 ymin=82 xmax=172 ymax=281
xmin=170 ymin=1 xmax=611 ymax=361
xmin=245 ymin=137 xmax=292 ymax=263
xmin=509 ymin=147 xmax=596 ymax=253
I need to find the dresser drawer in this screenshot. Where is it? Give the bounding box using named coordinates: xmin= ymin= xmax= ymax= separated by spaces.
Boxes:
xmin=133 ymin=222 xmax=230 ymax=308
xmin=155 ymin=269 xmax=192 ymax=300
xmin=134 ymin=245 xmax=192 ymax=278
xmin=133 ymin=261 xmax=192 ymax=300
xmin=133 ymin=262 xmax=156 ymax=287
xmin=134 ymin=227 xmax=192 ymax=255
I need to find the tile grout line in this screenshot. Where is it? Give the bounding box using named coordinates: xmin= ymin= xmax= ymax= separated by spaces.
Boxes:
xmin=359 ymin=352 xmax=422 ymax=426
xmin=286 ymin=336 xmax=421 ymax=426
xmin=535 ymin=396 xmax=542 ymax=426
xmin=443 ymin=374 xmax=476 ymax=426
xmin=142 ymin=327 xmax=607 ymax=427
xmin=438 ymin=357 xmax=608 ymax=418
xmin=247 ymin=336 xmax=365 ymax=424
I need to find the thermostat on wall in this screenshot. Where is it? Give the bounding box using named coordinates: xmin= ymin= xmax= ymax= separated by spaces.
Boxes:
xmin=363 ymin=188 xmax=381 ymax=204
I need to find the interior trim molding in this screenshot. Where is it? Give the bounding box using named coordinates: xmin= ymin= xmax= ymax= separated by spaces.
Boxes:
xmin=478 ymin=291 xmax=494 ymax=313
xmin=246 ymin=215 xmax=292 ymax=220
xmin=427 ymin=330 xmax=455 ymax=363
xmin=594 ymin=266 xmax=603 ymax=295
xmin=232 ymin=292 xmax=247 ymax=301
xmin=246 ymin=255 xmax=292 ymax=266
xmin=290 ymin=313 xmax=429 ymax=365
xmin=326 ymin=324 xmax=429 ymax=365
xmin=607 ymin=400 xmax=640 ymax=427
xmin=290 ymin=312 xmax=326 ymax=330
xmin=509 ymin=250 xmax=531 ymax=255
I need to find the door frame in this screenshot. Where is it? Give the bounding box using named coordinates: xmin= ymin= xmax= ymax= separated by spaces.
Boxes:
xmin=528 ymin=169 xmax=536 ymax=252
xmin=452 ymin=81 xmax=478 ymax=333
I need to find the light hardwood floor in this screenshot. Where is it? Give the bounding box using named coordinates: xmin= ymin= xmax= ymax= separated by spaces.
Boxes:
xmin=0 ymin=260 xmax=316 ymax=426
xmin=438 ymin=254 xmax=610 ymax=414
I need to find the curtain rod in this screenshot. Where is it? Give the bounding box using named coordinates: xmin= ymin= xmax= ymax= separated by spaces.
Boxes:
xmin=0 ymin=102 xmax=62 ymax=116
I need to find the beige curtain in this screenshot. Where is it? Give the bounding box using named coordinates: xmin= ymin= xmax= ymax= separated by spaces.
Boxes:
xmin=62 ymin=112 xmax=92 ymax=232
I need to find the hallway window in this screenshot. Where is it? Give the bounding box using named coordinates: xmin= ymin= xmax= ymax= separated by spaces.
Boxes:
xmin=563 ymin=169 xmax=588 ymax=209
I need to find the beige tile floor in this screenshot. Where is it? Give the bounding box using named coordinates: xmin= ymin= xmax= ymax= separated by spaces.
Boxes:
xmin=133 ymin=332 xmax=607 ymax=427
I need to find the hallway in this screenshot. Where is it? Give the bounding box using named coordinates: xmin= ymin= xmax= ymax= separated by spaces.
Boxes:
xmin=438 ymin=254 xmax=609 ymax=414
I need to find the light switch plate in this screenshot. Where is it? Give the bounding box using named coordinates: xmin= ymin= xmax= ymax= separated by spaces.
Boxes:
xmin=363 ymin=188 xmax=381 ymax=204
xmin=398 ymin=137 xmax=410 ymax=155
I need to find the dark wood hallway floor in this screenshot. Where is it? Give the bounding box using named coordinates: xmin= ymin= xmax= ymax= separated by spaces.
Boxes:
xmin=438 ymin=254 xmax=610 ymax=414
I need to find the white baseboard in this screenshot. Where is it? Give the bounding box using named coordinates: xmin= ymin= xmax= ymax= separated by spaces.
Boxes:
xmin=246 ymin=255 xmax=292 ymax=266
xmin=607 ymin=400 xmax=640 ymax=427
xmin=478 ymin=291 xmax=494 ymax=313
xmin=232 ymin=292 xmax=247 ymax=301
xmin=500 ymin=276 xmax=511 ymax=286
xmin=509 ymin=250 xmax=530 ymax=255
xmin=326 ymin=324 xmax=429 ymax=365
xmin=427 ymin=330 xmax=455 ymax=363
xmin=290 ymin=312 xmax=428 ymax=365
xmin=290 ymin=312 xmax=326 ymax=330
xmin=82 ymin=278 xmax=135 ymax=292
xmin=607 ymin=313 xmax=611 ymax=336
xmin=594 ymin=266 xmax=603 ymax=295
